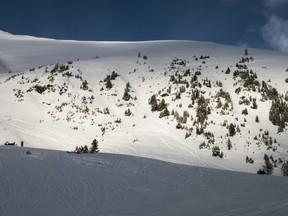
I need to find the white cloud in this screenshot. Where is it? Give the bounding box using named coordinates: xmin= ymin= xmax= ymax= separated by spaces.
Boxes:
xmin=261 ymin=15 xmax=288 ymax=52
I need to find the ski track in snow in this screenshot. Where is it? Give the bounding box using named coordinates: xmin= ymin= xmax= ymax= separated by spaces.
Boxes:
xmin=1 ymin=146 xmax=288 ymax=216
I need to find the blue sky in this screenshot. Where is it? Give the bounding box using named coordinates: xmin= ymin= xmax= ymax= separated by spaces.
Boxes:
xmin=1 ymin=0 xmax=288 ymax=52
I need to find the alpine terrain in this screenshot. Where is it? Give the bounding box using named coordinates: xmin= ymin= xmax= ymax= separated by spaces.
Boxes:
xmin=0 ymin=30 xmax=288 ymax=215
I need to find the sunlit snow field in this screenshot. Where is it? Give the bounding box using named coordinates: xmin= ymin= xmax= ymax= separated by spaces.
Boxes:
xmin=0 ymin=30 xmax=288 ymax=215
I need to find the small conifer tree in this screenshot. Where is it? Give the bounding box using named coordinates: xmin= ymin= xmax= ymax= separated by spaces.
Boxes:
xmin=225 ymin=67 xmax=231 ymax=74
xmin=227 ymin=138 xmax=232 ymax=150
xmin=125 ymin=108 xmax=132 ymax=116
xmin=263 ymin=154 xmax=273 ymax=175
xmin=229 ymin=123 xmax=236 ymax=136
xmin=122 ymin=82 xmax=131 ymax=101
xmin=106 ymin=79 xmax=113 ymax=89
xmin=255 ymin=115 xmax=260 ymax=123
xmin=90 ymin=139 xmax=99 ymax=153
xmin=282 ymin=161 xmax=288 ymax=176
xmin=83 ymin=145 xmax=89 ymax=153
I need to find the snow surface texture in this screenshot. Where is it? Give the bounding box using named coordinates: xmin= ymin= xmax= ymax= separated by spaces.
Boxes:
xmin=1 ymin=146 xmax=288 ymax=216
xmin=0 ymin=30 xmax=288 ymax=175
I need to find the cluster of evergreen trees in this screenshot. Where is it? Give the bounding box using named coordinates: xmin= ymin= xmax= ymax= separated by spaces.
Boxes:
xmin=104 ymin=71 xmax=118 ymax=89
xmin=212 ymin=146 xmax=223 ymax=158
xmin=148 ymin=95 xmax=170 ymax=118
xmin=74 ymin=139 xmax=99 ymax=154
xmin=80 ymin=80 xmax=89 ymax=91
xmin=259 ymin=155 xmax=288 ymax=176
xmin=196 ymin=96 xmax=210 ymax=126
xmin=149 ymin=95 xmax=168 ymax=112
xmin=269 ymin=99 xmax=288 ymax=132
xmin=262 ymin=154 xmax=274 ymax=175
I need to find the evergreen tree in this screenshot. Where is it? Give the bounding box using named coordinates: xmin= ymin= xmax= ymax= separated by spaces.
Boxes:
xmin=269 ymin=99 xmax=288 ymax=131
xmin=263 ymin=154 xmax=274 ymax=175
xmin=122 ymin=89 xmax=131 ymax=101
xmin=111 ymin=71 xmax=118 ymax=80
xmin=225 ymin=67 xmax=231 ymax=74
xmin=149 ymin=94 xmax=157 ymax=105
xmin=158 ymin=99 xmax=167 ymax=111
xmin=83 ymin=145 xmax=89 ymax=153
xmin=105 ymin=79 xmax=113 ymax=89
xmin=255 ymin=115 xmax=260 ymax=123
xmin=122 ymin=82 xmax=131 ymax=101
xmin=125 ymin=108 xmax=132 ymax=116
xmin=196 ymin=96 xmax=209 ymax=126
xmin=251 ymin=98 xmax=258 ymax=109
xmin=219 ymin=152 xmax=224 ymax=158
xmin=281 ymin=161 xmax=288 ymax=176
xmin=149 ymin=95 xmax=158 ymax=111
xmin=212 ymin=146 xmax=223 ymax=158
xmin=80 ymin=80 xmax=89 ymax=91
xmin=229 ymin=123 xmax=236 ymax=136
xmin=159 ymin=107 xmax=170 ymax=118
xmin=242 ymin=108 xmax=248 ymax=115
xmin=175 ymin=92 xmax=181 ymax=100
xmin=90 ymin=139 xmax=99 ymax=153
xmin=227 ymin=138 xmax=232 ymax=150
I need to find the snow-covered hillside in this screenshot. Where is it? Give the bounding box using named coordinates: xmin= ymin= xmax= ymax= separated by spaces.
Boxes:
xmin=0 ymin=30 xmax=288 ymax=175
xmin=1 ymin=146 xmax=288 ymax=216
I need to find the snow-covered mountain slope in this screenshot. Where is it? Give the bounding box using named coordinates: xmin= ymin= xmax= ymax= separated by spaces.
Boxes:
xmin=0 ymin=30 xmax=221 ymax=74
xmin=0 ymin=31 xmax=288 ymax=174
xmin=1 ymin=146 xmax=288 ymax=216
